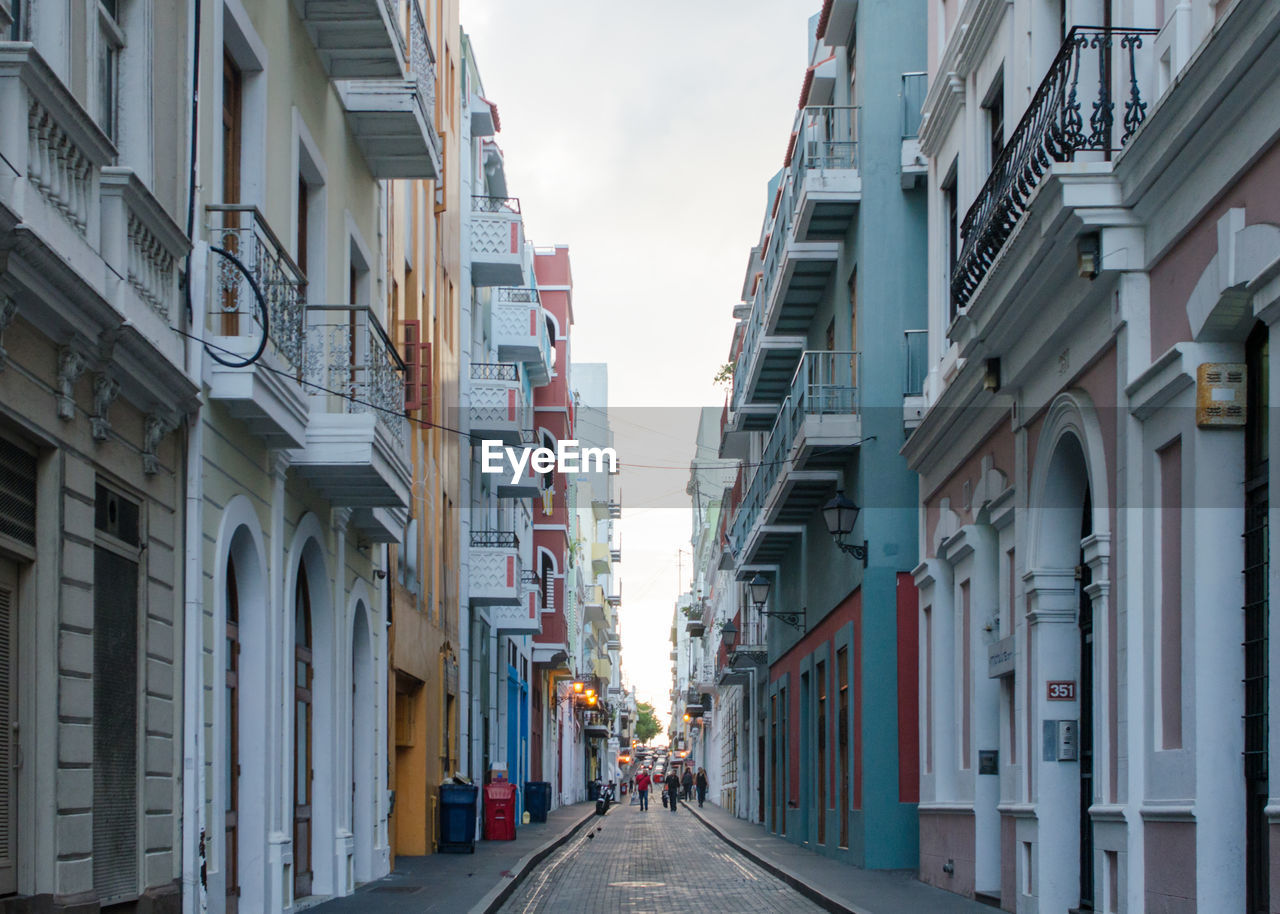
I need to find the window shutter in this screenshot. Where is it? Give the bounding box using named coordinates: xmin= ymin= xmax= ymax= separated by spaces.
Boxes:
xmin=0 ymin=560 xmax=15 ymax=894
xmin=403 ymin=320 xmax=421 ymax=411
xmin=0 ymin=438 xmax=37 ymax=550
xmin=93 ymin=488 xmax=139 ymax=904
xmin=420 ymin=341 xmax=432 ymax=418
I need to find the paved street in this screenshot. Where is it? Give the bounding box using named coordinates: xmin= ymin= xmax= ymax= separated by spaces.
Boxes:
xmin=498 ymin=799 xmax=824 ymax=914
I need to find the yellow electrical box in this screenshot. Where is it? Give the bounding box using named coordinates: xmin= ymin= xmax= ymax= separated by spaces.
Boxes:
xmin=1196 ymin=362 xmax=1245 ymax=428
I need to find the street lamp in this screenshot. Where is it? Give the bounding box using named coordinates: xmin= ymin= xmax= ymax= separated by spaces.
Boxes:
xmin=748 ymin=572 xmax=803 ymax=631
xmin=821 ymin=490 xmax=868 ymax=567
xmin=720 ymin=619 xmax=766 ymax=666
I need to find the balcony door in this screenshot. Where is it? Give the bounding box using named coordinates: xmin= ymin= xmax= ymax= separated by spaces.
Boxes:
xmin=293 ymin=569 xmax=314 ymax=899
xmin=220 ymin=50 xmax=243 ymax=335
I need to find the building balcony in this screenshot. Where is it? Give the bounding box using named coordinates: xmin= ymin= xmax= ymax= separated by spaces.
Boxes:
xmin=732 ymin=298 xmax=805 ymax=411
xmin=685 ymin=618 xmax=705 ymax=638
xmin=610 ymin=544 xmax=621 ymax=563
xmin=291 ymin=304 xmax=411 ymax=508
xmin=730 ymin=351 xmax=861 ymax=569
xmin=292 ymin=0 xmax=405 ymax=79
xmin=582 ymin=712 xmax=610 ymax=740
xmin=949 ymin=26 xmax=1158 ymax=320
xmin=471 ymin=196 xmax=526 ymax=287
xmin=486 ymin=568 xmax=541 ymax=633
xmin=584 ymin=595 xmax=607 ymax=628
xmin=0 ymin=46 xmax=195 ymax=410
xmin=606 ymin=632 xmax=622 ymax=652
xmin=204 ymin=205 xmax=310 ymax=449
xmin=335 ymin=2 xmax=441 ymax=179
xmin=606 ymin=592 xmax=621 ymax=609
xmin=591 ymin=542 xmax=611 ymax=575
xmin=469 ymin=362 xmax=529 ymax=445
xmin=492 ymin=287 xmax=552 ymax=385
xmin=493 ymin=441 xmax=540 ymax=498
xmin=468 ymin=530 xmax=522 ymax=607
xmin=791 ymin=106 xmax=861 ymax=242
xmin=760 ymin=182 xmax=840 ymax=337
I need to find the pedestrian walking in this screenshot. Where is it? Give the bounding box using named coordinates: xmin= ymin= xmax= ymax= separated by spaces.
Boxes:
xmin=681 ymin=767 xmax=694 ymax=801
xmin=665 ymin=769 xmax=681 ymax=815
xmin=695 ymin=767 xmax=708 ymax=808
xmin=635 ymin=768 xmax=651 ymax=811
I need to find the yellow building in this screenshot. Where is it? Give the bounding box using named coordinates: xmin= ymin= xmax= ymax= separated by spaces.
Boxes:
xmin=386 ymin=0 xmax=463 ymax=860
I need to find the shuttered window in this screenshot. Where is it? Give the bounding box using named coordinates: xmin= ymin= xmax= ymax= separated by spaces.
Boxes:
xmin=0 ymin=438 xmax=36 ymax=550
xmin=93 ymin=485 xmax=139 ymax=903
xmin=0 ymin=558 xmax=16 ymax=894
xmin=403 ymin=320 xmax=422 ymax=411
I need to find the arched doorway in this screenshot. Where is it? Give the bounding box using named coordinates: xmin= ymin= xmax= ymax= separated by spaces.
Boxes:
xmin=1033 ymin=417 xmax=1101 ymax=912
xmin=218 ymin=507 xmax=267 ymax=914
xmin=351 ymin=603 xmax=375 ymax=883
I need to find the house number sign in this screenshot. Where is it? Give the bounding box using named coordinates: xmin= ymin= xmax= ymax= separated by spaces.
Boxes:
xmin=1047 ymin=680 xmax=1076 ymax=701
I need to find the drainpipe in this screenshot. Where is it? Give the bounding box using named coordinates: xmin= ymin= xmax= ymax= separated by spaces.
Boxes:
xmin=457 ymin=97 xmax=475 ymax=783
xmin=182 ymin=240 xmax=208 ymax=914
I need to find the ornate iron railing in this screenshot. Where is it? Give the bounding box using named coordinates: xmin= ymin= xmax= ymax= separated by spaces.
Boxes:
xmin=380 ymin=0 xmax=406 ymax=53
xmin=207 ymin=205 xmax=307 ymax=371
xmin=302 ymin=304 xmax=407 ymax=445
xmin=496 ymin=287 xmax=539 ymax=304
xmin=471 ymin=529 xmax=519 ymax=548
xmin=950 ymin=26 xmax=1158 ymax=317
xmin=407 ymin=1 xmax=437 ymax=130
xmin=472 ymin=195 xmax=521 ymax=214
xmin=470 ymin=361 xmax=520 ymax=381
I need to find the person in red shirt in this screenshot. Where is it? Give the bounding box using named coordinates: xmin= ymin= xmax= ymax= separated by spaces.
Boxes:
xmin=635 ymin=767 xmax=651 ymax=811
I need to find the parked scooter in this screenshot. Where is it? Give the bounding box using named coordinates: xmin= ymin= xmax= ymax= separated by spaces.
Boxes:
xmin=595 ymin=780 xmax=615 ymax=816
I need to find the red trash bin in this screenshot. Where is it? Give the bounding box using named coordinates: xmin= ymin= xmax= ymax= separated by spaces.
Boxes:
xmin=484 ymin=783 xmax=517 ymax=841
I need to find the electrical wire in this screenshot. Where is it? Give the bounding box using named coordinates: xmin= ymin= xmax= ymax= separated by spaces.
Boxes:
xmin=174 ymin=330 xmax=871 ymax=474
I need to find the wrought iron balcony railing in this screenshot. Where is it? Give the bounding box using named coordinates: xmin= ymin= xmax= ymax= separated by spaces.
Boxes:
xmin=472 ymin=195 xmax=522 ymax=214
xmin=470 ymin=361 xmax=520 ymax=382
xmin=302 ymin=304 xmax=407 ymax=445
xmin=950 ymin=26 xmax=1158 ymax=317
xmin=408 ymin=0 xmax=436 ymax=124
xmin=471 ymin=529 xmax=519 ymax=548
xmin=207 ymin=205 xmax=308 ymax=371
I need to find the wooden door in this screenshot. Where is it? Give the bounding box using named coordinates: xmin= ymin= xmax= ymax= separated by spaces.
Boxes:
xmin=220 ymin=51 xmax=243 ymax=335
xmin=293 ymin=571 xmax=313 ymax=899
xmin=225 ymin=559 xmax=240 ymax=913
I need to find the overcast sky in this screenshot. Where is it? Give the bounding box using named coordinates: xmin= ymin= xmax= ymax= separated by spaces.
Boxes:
xmin=462 ymin=0 xmax=816 ymax=729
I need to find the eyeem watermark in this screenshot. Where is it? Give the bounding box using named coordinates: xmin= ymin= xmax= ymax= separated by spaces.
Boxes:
xmin=480 ymin=440 xmax=617 ymax=484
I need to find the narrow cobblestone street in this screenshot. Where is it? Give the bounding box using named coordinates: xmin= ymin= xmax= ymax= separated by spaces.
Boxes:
xmin=498 ymin=799 xmax=824 ymax=914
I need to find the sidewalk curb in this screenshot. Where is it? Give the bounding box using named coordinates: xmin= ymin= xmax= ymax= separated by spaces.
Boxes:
xmin=685 ymin=804 xmax=872 ymax=914
xmin=469 ymin=807 xmax=599 ymax=914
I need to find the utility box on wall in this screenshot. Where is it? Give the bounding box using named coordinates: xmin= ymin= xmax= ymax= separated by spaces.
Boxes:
xmin=1043 ymin=720 xmax=1079 ymax=762
xmin=1196 ymin=362 xmax=1246 ymax=427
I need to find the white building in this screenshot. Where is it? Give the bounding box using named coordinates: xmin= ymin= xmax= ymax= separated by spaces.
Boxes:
xmin=906 ymin=0 xmax=1280 ymax=911
xmin=0 ymin=1 xmax=194 ymax=909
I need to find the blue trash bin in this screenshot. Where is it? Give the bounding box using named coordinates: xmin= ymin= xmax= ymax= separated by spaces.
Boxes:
xmin=525 ymin=781 xmax=551 ymax=823
xmin=439 ymin=783 xmax=478 ymax=853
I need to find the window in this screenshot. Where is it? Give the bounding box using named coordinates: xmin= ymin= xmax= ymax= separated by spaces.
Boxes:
xmin=97 ymin=0 xmax=124 ymax=144
xmin=984 ymin=77 xmax=1004 ymax=174
xmin=942 ymin=162 xmax=959 ymax=318
xmin=540 ymin=553 xmax=554 ymax=610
